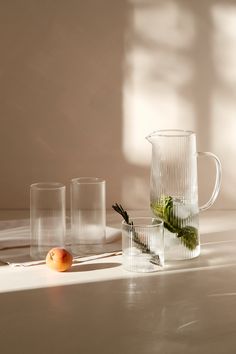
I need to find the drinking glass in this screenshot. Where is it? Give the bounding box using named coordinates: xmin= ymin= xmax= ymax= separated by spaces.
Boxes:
xmin=122 ymin=217 xmax=164 ymax=272
xmin=30 ymin=183 xmax=66 ymax=260
xmin=71 ymin=177 xmax=106 ymax=255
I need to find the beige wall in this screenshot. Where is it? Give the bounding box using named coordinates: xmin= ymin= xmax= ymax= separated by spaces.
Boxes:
xmin=0 ymin=0 xmax=235 ymax=210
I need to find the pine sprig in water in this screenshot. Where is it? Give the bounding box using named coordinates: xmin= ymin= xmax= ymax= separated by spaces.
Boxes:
xmin=112 ymin=203 xmax=160 ymax=265
xmin=112 ymin=203 xmax=130 ymax=225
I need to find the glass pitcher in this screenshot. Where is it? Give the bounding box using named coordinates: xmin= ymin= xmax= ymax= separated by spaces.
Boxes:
xmin=146 ymin=129 xmax=222 ymax=260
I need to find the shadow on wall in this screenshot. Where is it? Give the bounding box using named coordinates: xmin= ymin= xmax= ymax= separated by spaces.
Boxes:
xmin=0 ymin=0 xmax=235 ymax=209
xmin=124 ymin=0 xmax=236 ymax=210
xmin=0 ymin=0 xmax=130 ymax=209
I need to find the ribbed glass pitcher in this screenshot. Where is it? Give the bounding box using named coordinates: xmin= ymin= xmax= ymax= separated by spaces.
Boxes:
xmin=146 ymin=130 xmax=222 ymax=260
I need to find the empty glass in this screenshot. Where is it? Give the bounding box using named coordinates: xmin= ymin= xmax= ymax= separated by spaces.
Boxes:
xmin=30 ymin=183 xmax=66 ymax=260
xmin=70 ymin=177 xmax=106 ymax=255
xmin=122 ymin=217 xmax=164 ymax=272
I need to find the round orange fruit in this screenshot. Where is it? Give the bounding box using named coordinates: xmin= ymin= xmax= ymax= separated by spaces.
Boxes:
xmin=46 ymin=247 xmax=73 ymax=272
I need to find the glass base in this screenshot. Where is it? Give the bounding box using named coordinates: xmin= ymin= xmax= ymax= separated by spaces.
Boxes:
xmin=164 ymin=233 xmax=200 ymax=260
xmin=71 ymin=243 xmax=106 ymax=257
xmin=30 ymin=245 xmax=56 ymax=260
xmin=123 ymin=251 xmax=164 ymax=273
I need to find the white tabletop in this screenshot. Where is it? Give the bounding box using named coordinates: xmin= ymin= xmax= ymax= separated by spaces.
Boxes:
xmin=0 ymin=210 xmax=236 ymax=354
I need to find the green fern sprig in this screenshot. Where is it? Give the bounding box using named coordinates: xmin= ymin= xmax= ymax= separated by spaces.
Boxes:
xmin=151 ymin=196 xmax=199 ymax=251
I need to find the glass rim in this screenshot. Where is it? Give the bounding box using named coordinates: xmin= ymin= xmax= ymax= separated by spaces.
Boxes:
xmin=122 ymin=217 xmax=163 ymax=228
xmin=146 ymin=129 xmax=195 ymax=138
xmin=71 ymin=177 xmax=105 ymax=184
xmin=30 ymin=182 xmax=65 ymax=190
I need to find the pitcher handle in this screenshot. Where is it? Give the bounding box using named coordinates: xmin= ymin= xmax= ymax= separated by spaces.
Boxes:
xmin=198 ymin=152 xmax=222 ymax=212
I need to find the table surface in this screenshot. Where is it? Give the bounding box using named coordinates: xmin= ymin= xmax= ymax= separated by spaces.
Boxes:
xmin=1 ymin=210 xmax=236 ymax=354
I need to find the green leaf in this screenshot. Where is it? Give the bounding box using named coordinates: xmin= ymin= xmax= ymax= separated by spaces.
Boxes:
xmin=151 ymin=196 xmax=199 ymax=251
xmin=177 ymin=226 xmax=199 ymax=250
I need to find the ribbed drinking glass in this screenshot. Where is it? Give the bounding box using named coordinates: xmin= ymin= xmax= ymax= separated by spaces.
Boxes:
xmin=30 ymin=182 xmax=66 ymax=260
xmin=122 ymin=217 xmax=164 ymax=272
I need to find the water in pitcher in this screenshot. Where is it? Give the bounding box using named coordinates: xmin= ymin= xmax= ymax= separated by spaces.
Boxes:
xmin=151 ymin=195 xmax=200 ymax=260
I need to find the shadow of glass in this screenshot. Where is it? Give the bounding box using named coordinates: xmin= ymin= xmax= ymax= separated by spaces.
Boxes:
xmin=69 ymin=262 xmax=121 ymax=272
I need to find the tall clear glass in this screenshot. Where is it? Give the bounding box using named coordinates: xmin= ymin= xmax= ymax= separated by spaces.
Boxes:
xmin=71 ymin=177 xmax=106 ymax=255
xmin=146 ymin=130 xmax=222 ymax=260
xmin=30 ymin=183 xmax=66 ymax=260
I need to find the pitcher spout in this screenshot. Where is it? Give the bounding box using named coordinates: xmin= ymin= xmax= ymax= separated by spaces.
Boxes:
xmin=145 ymin=131 xmax=158 ymax=144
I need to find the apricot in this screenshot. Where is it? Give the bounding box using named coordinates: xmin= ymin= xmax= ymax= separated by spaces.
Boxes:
xmin=46 ymin=247 xmax=73 ymax=272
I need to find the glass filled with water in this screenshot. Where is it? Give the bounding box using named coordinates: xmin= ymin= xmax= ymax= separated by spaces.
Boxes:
xmin=122 ymin=217 xmax=164 ymax=272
